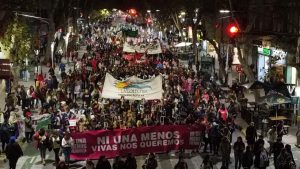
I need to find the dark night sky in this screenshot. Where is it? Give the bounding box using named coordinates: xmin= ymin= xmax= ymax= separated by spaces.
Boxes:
xmin=90 ymin=0 xmax=169 ymax=11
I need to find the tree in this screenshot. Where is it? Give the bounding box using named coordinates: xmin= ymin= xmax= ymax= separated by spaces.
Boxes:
xmin=0 ymin=16 xmax=33 ymax=62
xmin=44 ymin=0 xmax=60 ymax=64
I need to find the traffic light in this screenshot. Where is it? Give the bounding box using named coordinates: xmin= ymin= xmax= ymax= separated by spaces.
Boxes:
xmin=227 ymin=24 xmax=239 ymax=44
xmin=227 ymin=24 xmax=239 ymax=38
xmin=128 ymin=9 xmax=137 ymax=16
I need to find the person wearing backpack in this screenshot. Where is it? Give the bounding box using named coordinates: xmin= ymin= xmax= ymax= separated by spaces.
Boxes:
xmin=254 ymin=144 xmax=269 ymax=169
xmin=242 ymin=146 xmax=253 ymax=169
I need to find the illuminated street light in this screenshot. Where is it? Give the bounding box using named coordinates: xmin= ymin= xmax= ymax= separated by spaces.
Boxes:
xmin=51 ymin=42 xmax=55 ymax=68
xmin=64 ymin=32 xmax=70 ymax=56
xmin=219 ymin=9 xmax=230 ymax=13
xmin=156 ymin=9 xmax=160 ymax=12
xmin=34 ymin=49 xmax=39 ymax=74
xmin=147 ymin=10 xmax=151 ymax=13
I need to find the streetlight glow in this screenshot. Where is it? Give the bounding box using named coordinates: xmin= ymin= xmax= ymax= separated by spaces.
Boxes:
xmin=147 ymin=10 xmax=151 ymax=13
xmin=51 ymin=42 xmax=55 ymax=68
xmin=219 ymin=9 xmax=230 ymax=13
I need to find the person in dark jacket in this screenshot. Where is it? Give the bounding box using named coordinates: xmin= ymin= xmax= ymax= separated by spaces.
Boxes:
xmin=253 ymin=135 xmax=265 ymax=155
xmin=112 ymin=156 xmax=125 ymax=169
xmin=201 ymin=155 xmax=213 ymax=169
xmin=246 ymin=122 xmax=257 ymax=150
xmin=242 ymin=146 xmax=253 ymax=169
xmin=209 ymin=123 xmax=221 ymax=155
xmin=276 ymin=148 xmax=295 ymax=169
xmin=284 ymin=144 xmax=295 ymax=164
xmin=124 ymin=153 xmax=137 ymax=169
xmin=96 ymin=155 xmax=111 ymax=169
xmin=273 ymin=138 xmax=284 ymax=169
xmin=174 ymin=155 xmax=188 ymax=169
xmin=143 ymin=153 xmax=158 ymax=169
xmin=234 ymin=136 xmax=245 ymax=169
xmin=5 ymin=136 xmax=23 ymax=169
xmin=0 ymin=122 xmax=10 ymax=153
xmin=254 ymin=144 xmax=269 ymax=169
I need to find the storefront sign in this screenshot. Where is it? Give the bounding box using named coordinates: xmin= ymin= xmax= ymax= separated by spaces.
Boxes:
xmin=257 ymin=47 xmax=287 ymax=65
xmin=258 ymin=47 xmax=271 ymax=56
xmin=70 ymin=125 xmax=201 ymax=160
xmin=102 ymin=73 xmax=163 ymax=100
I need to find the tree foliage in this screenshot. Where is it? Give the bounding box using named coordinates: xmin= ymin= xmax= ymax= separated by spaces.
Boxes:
xmin=1 ymin=16 xmax=33 ymax=62
xmin=90 ymin=9 xmax=111 ymax=21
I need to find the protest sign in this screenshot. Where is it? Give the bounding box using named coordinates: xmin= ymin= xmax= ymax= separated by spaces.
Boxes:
xmin=71 ymin=125 xmax=201 ymax=159
xmin=102 ymin=73 xmax=163 ymax=100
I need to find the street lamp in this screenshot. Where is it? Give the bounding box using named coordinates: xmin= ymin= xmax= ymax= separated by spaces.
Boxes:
xmin=51 ymin=42 xmax=55 ymax=68
xmin=147 ymin=10 xmax=151 ymax=13
xmin=64 ymin=32 xmax=70 ymax=58
xmin=219 ymin=9 xmax=230 ymax=14
xmin=34 ymin=49 xmax=39 ymax=73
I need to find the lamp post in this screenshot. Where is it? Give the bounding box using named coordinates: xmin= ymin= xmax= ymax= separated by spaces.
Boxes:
xmin=51 ymin=42 xmax=55 ymax=68
xmin=34 ymin=49 xmax=39 ymax=73
xmin=65 ymin=32 xmax=70 ymax=60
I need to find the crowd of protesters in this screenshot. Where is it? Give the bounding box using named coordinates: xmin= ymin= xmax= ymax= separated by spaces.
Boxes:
xmin=0 ymin=16 xmax=297 ymax=169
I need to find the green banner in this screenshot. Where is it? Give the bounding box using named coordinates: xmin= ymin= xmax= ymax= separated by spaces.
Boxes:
xmin=122 ymin=29 xmax=138 ymax=37
xmin=36 ymin=116 xmax=51 ymax=131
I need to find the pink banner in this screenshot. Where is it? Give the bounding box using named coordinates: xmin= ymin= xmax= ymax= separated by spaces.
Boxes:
xmin=70 ymin=125 xmax=201 ymax=160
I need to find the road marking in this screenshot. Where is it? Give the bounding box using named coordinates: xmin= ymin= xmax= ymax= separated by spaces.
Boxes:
xmin=46 ymin=154 xmax=49 ymax=160
xmin=17 ymin=156 xmax=31 ymax=168
xmin=30 ymin=156 xmax=36 ymax=164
